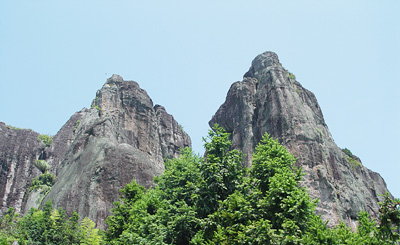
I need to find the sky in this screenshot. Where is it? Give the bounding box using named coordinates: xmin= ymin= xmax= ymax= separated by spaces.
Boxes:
xmin=0 ymin=1 xmax=399 ymax=197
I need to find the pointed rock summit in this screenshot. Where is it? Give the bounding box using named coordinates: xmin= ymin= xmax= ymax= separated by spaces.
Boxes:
xmin=44 ymin=75 xmax=190 ymax=228
xmin=210 ymin=51 xmax=390 ymax=227
xmin=0 ymin=75 xmax=191 ymax=229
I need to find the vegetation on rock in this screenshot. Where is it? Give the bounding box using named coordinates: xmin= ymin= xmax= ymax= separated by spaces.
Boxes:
xmin=29 ymin=159 xmax=55 ymax=203
xmin=73 ymin=119 xmax=81 ymax=133
xmin=29 ymin=172 xmax=55 ymax=192
xmin=34 ymin=160 xmax=50 ymax=174
xmin=5 ymin=125 xmax=24 ymax=130
xmin=342 ymin=148 xmax=362 ymax=169
xmin=37 ymin=134 xmax=53 ymax=147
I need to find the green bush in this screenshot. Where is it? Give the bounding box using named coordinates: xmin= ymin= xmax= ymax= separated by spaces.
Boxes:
xmin=34 ymin=160 xmax=50 ymax=174
xmin=29 ymin=172 xmax=55 ymax=191
xmin=342 ymin=148 xmax=353 ymax=157
xmin=288 ymin=72 xmax=296 ymax=80
xmin=73 ymin=119 xmax=81 ymax=133
xmin=347 ymin=156 xmax=362 ymax=169
xmin=37 ymin=134 xmax=53 ymax=147
xmin=91 ymin=104 xmax=101 ymax=112
xmin=342 ymin=148 xmax=362 ymax=169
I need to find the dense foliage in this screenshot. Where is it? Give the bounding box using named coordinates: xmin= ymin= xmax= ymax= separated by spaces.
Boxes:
xmin=1 ymin=125 xmax=399 ymax=244
xmin=0 ymin=201 xmax=102 ymax=244
xmin=104 ymin=125 xmax=400 ymax=244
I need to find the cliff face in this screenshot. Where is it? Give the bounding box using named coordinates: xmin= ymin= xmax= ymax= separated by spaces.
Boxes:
xmin=43 ymin=75 xmax=191 ymax=228
xmin=0 ymin=124 xmax=42 ymax=214
xmin=210 ymin=51 xmax=390 ymax=227
xmin=0 ymin=111 xmax=85 ymax=215
xmin=0 ymin=75 xmax=191 ymax=228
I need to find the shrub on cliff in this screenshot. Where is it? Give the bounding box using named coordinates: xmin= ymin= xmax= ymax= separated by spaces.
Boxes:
xmin=37 ymin=134 xmax=53 ymax=147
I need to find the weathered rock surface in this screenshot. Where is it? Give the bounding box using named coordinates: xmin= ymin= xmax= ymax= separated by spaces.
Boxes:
xmin=43 ymin=75 xmax=191 ymax=228
xmin=0 ymin=123 xmax=43 ymax=215
xmin=0 ymin=110 xmax=87 ymax=215
xmin=210 ymin=51 xmax=391 ymax=228
xmin=0 ymin=75 xmax=191 ymax=228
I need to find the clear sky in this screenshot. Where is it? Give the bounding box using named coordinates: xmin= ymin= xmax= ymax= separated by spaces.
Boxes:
xmin=1 ymin=1 xmax=399 ymax=197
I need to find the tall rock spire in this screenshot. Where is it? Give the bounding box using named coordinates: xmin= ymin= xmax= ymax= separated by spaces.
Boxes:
xmin=210 ymin=51 xmax=390 ymax=227
xmin=41 ymin=75 xmax=190 ymax=228
xmin=0 ymin=75 xmax=190 ymax=229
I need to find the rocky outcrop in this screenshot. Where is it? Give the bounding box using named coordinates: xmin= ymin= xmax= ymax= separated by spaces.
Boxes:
xmin=0 ymin=124 xmax=43 ymax=215
xmin=0 ymin=75 xmax=191 ymax=228
xmin=43 ymin=75 xmax=191 ymax=228
xmin=0 ymin=112 xmax=85 ymax=215
xmin=210 ymin=51 xmax=390 ymax=228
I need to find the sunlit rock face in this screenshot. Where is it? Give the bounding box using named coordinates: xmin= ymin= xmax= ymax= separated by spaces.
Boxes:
xmin=0 ymin=75 xmax=191 ymax=229
xmin=0 ymin=110 xmax=86 ymax=216
xmin=210 ymin=51 xmax=390 ymax=228
xmin=44 ymin=75 xmax=191 ymax=228
xmin=0 ymin=123 xmax=42 ymax=215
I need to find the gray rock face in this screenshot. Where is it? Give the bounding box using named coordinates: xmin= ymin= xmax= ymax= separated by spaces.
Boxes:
xmin=0 ymin=123 xmax=43 ymax=215
xmin=210 ymin=51 xmax=390 ymax=228
xmin=0 ymin=75 xmax=191 ymax=229
xmin=0 ymin=111 xmax=84 ymax=215
xmin=43 ymin=75 xmax=191 ymax=228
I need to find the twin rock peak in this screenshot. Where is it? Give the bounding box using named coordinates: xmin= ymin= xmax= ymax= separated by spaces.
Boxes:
xmin=0 ymin=51 xmax=391 ymax=229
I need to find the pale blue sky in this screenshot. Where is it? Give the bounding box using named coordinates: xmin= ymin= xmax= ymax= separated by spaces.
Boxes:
xmin=1 ymin=1 xmax=399 ymax=197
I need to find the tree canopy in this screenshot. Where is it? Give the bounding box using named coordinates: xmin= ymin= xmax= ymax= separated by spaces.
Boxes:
xmin=104 ymin=125 xmax=400 ymax=244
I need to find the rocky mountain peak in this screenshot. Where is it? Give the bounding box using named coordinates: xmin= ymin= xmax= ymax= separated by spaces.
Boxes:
xmin=244 ymin=51 xmax=282 ymax=78
xmin=107 ymin=74 xmax=124 ymax=83
xmin=210 ymin=51 xmax=391 ymax=228
xmin=0 ymin=75 xmax=191 ymax=229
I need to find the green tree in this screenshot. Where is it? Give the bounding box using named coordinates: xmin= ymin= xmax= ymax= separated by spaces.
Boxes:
xmin=15 ymin=201 xmax=98 ymax=244
xmin=103 ymin=127 xmax=400 ymax=244
xmin=250 ymin=134 xmax=316 ymax=233
xmin=80 ymin=217 xmax=102 ymax=245
xmin=0 ymin=207 xmax=19 ymax=244
xmin=196 ymin=124 xmax=245 ymax=218
xmin=105 ymin=148 xmax=203 ymax=244
xmin=377 ymin=192 xmax=400 ymax=243
xmin=105 ymin=178 xmax=145 ymax=242
xmin=155 ymin=147 xmax=202 ymax=207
